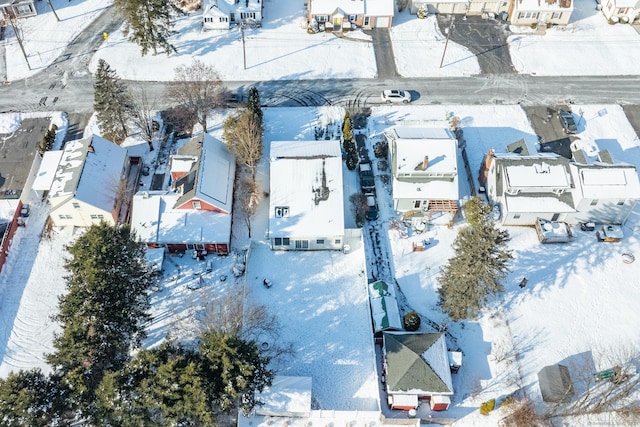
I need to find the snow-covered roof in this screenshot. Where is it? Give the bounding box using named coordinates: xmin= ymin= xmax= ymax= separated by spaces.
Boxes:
xmin=254 ymin=376 xmax=312 ymax=417
xmin=269 ymin=140 xmax=344 ymax=238
xmin=574 ymin=165 xmax=640 ymax=200
xmin=130 ymin=191 xmax=231 ymax=244
xmin=75 ymin=136 xmax=127 ymax=212
xmin=310 ymin=0 xmax=364 ymax=15
xmin=49 ymin=135 xmax=127 ymax=212
xmin=203 ymin=0 xmax=261 ymax=15
xmin=505 ymin=163 xmax=571 ymax=188
xmin=516 ymin=0 xmax=573 ymax=11
xmin=173 ymin=135 xmax=235 ymax=213
xmin=369 ymin=280 xmax=402 ymax=332
xmin=505 ymin=195 xmax=575 ymax=213
xmin=391 ymin=128 xmax=459 ymax=201
xmin=365 ymin=0 xmax=395 ymax=17
xmin=32 ymin=150 xmax=63 ymax=191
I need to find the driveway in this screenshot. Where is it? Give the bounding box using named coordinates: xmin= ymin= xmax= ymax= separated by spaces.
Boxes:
xmin=437 ymin=15 xmax=514 ymax=75
xmin=523 ymin=105 xmax=578 ymax=158
xmin=368 ymin=28 xmax=399 ymax=78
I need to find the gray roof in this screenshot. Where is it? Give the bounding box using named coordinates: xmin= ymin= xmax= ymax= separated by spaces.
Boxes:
xmin=538 ymin=364 xmax=574 ymax=403
xmin=383 ymin=332 xmax=452 ymax=394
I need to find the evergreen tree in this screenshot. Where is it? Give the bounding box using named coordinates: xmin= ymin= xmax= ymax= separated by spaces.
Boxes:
xmin=38 ymin=124 xmax=58 ymax=153
xmin=47 ymin=222 xmax=155 ymax=413
xmin=115 ymin=0 xmax=177 ymax=56
xmin=342 ymin=111 xmax=358 ymax=170
xmin=246 ymin=86 xmax=263 ymax=125
xmin=0 ymin=369 xmax=68 ymax=426
xmin=94 ymin=343 xmax=211 ymax=426
xmin=437 ymin=219 xmax=513 ymax=321
xmin=94 ymin=59 xmax=132 ymax=143
xmin=199 ymin=331 xmax=274 ymax=416
xmin=464 ymin=196 xmax=492 ymax=228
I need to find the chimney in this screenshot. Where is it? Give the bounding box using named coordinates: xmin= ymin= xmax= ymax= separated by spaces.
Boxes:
xmin=485 ymin=148 xmax=495 ymax=169
xmin=422 ymin=156 xmax=429 ymax=170
xmin=87 ymin=144 xmax=95 ymax=153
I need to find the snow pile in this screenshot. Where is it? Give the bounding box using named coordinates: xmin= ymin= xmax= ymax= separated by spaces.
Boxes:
xmin=0 ymin=113 xmax=22 ymax=134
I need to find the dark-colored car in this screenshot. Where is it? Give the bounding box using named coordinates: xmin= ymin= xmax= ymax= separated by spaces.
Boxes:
xmin=558 ymin=110 xmax=577 ymax=134
xmin=365 ymin=194 xmax=378 ymax=221
xmin=358 ymin=161 xmax=375 ymax=193
xmin=20 ymin=204 xmax=30 ymax=218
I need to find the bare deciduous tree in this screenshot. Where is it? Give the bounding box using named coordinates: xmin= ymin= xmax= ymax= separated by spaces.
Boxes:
xmin=236 ymin=173 xmax=260 ymax=238
xmin=129 ymin=83 xmax=157 ymax=151
xmin=223 ymin=110 xmax=263 ymax=181
xmin=350 ymin=192 xmax=368 ymax=227
xmin=167 ymin=59 xmax=225 ymax=133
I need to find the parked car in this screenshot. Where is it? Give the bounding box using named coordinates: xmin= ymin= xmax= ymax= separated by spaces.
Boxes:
xmin=20 ymin=204 xmax=30 ymax=218
xmin=358 ymin=160 xmax=375 ymax=192
xmin=365 ymin=194 xmax=378 ymax=221
xmin=381 ymin=90 xmax=411 ymax=104
xmin=558 ymin=110 xmax=577 ymax=134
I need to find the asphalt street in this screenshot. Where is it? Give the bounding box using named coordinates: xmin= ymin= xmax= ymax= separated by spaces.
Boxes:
xmin=1 ymin=7 xmax=640 ymax=114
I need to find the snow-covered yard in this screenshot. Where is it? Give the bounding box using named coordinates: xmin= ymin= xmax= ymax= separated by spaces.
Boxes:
xmin=5 ymin=0 xmax=640 ymax=81
xmin=2 ymin=103 xmax=639 ymax=425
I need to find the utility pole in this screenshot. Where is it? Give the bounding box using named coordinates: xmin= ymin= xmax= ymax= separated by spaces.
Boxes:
xmin=46 ymin=0 xmax=61 ymax=22
xmin=439 ymin=16 xmax=455 ymax=69
xmin=241 ymin=23 xmax=247 ymax=70
xmin=9 ymin=17 xmax=31 ymax=71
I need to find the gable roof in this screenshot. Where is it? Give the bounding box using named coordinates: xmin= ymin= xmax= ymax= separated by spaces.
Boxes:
xmin=203 ymin=0 xmax=261 ymax=15
xmin=269 ymin=140 xmax=344 ymax=237
xmin=173 ymin=134 xmax=235 ymax=214
xmin=383 ymin=332 xmax=453 ymax=395
xmin=572 ymin=163 xmax=640 ymax=200
xmin=49 ymin=135 xmax=127 ymax=212
xmin=390 ymin=127 xmax=459 ymax=201
xmin=131 ymin=191 xmax=232 ymax=245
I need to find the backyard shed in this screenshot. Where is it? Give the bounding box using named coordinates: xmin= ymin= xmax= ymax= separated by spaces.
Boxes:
xmin=538 ymin=364 xmax=574 ymax=403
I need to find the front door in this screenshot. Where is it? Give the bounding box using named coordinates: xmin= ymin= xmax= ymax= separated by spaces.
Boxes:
xmin=364 ymin=16 xmax=370 ymax=28
xmin=333 ymin=16 xmax=342 ymax=31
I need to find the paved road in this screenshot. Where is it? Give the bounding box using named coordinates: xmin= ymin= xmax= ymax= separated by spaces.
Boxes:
xmin=1 ymin=7 xmax=640 ymax=113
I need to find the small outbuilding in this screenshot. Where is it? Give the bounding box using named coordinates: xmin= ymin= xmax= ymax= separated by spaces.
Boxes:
xmin=538 ymin=364 xmax=574 ymax=403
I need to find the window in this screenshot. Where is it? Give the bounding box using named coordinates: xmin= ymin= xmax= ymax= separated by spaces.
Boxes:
xmin=58 ymin=215 xmax=66 ymax=220
xmin=617 ymin=8 xmax=628 ymax=14
xmin=295 ymin=240 xmax=309 ymax=249
xmin=283 ymin=238 xmax=290 ymax=246
xmin=220 ymin=17 xmax=228 ymax=23
xmin=317 ymin=15 xmax=327 ymax=23
xmin=17 ymin=4 xmax=33 ymax=15
xmin=414 ymin=200 xmax=421 ymax=209
xmin=349 ymin=15 xmax=357 ymax=22
xmin=275 ymin=206 xmax=289 ymax=218
xmin=590 ymin=199 xmax=598 ymax=206
xmin=551 ymin=12 xmax=562 ymax=19
xmin=316 ymin=239 xmax=325 ymax=245
xmin=617 ymin=200 xmax=625 ymax=206
xmin=518 ymin=11 xmax=538 ymax=20
xmin=204 ymin=17 xmax=212 ymax=23
xmin=241 ymin=12 xmax=256 ymax=20
xmin=90 ymin=214 xmax=104 ymax=220
xmin=72 ymin=202 xmax=80 ymax=208
xmin=335 ymin=239 xmax=341 ymax=244
xmin=192 ymin=201 xmax=202 ymax=209
xmin=513 ymin=213 xmax=521 ymax=219
xmin=274 ymin=237 xmax=282 ymax=246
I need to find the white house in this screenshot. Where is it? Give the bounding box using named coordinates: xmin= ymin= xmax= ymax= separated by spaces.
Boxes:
xmin=268 ymin=140 xmax=344 ymax=251
xmin=44 ymin=136 xmax=132 ymax=228
xmin=482 ymin=150 xmax=577 ymax=226
xmin=0 ymin=0 xmax=37 ymax=20
xmin=202 ymin=0 xmax=262 ymax=31
xmin=386 ymin=127 xmax=459 ymax=224
xmin=307 ymin=0 xmax=395 ymax=30
xmin=130 ymin=134 xmax=235 ymax=255
xmin=600 ymin=0 xmax=640 ymax=24
xmin=507 ymin=0 xmax=573 ymax=27
xmin=568 ymin=163 xmax=640 ymax=225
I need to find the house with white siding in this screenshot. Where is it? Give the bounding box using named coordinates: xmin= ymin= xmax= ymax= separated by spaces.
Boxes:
xmin=45 ymin=136 xmax=132 ymax=228
xmin=307 ymin=0 xmax=395 ymax=31
xmin=202 ymin=0 xmax=262 ymax=30
xmin=600 ymin=0 xmax=640 ymax=24
xmin=268 ymin=140 xmax=345 ymax=251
